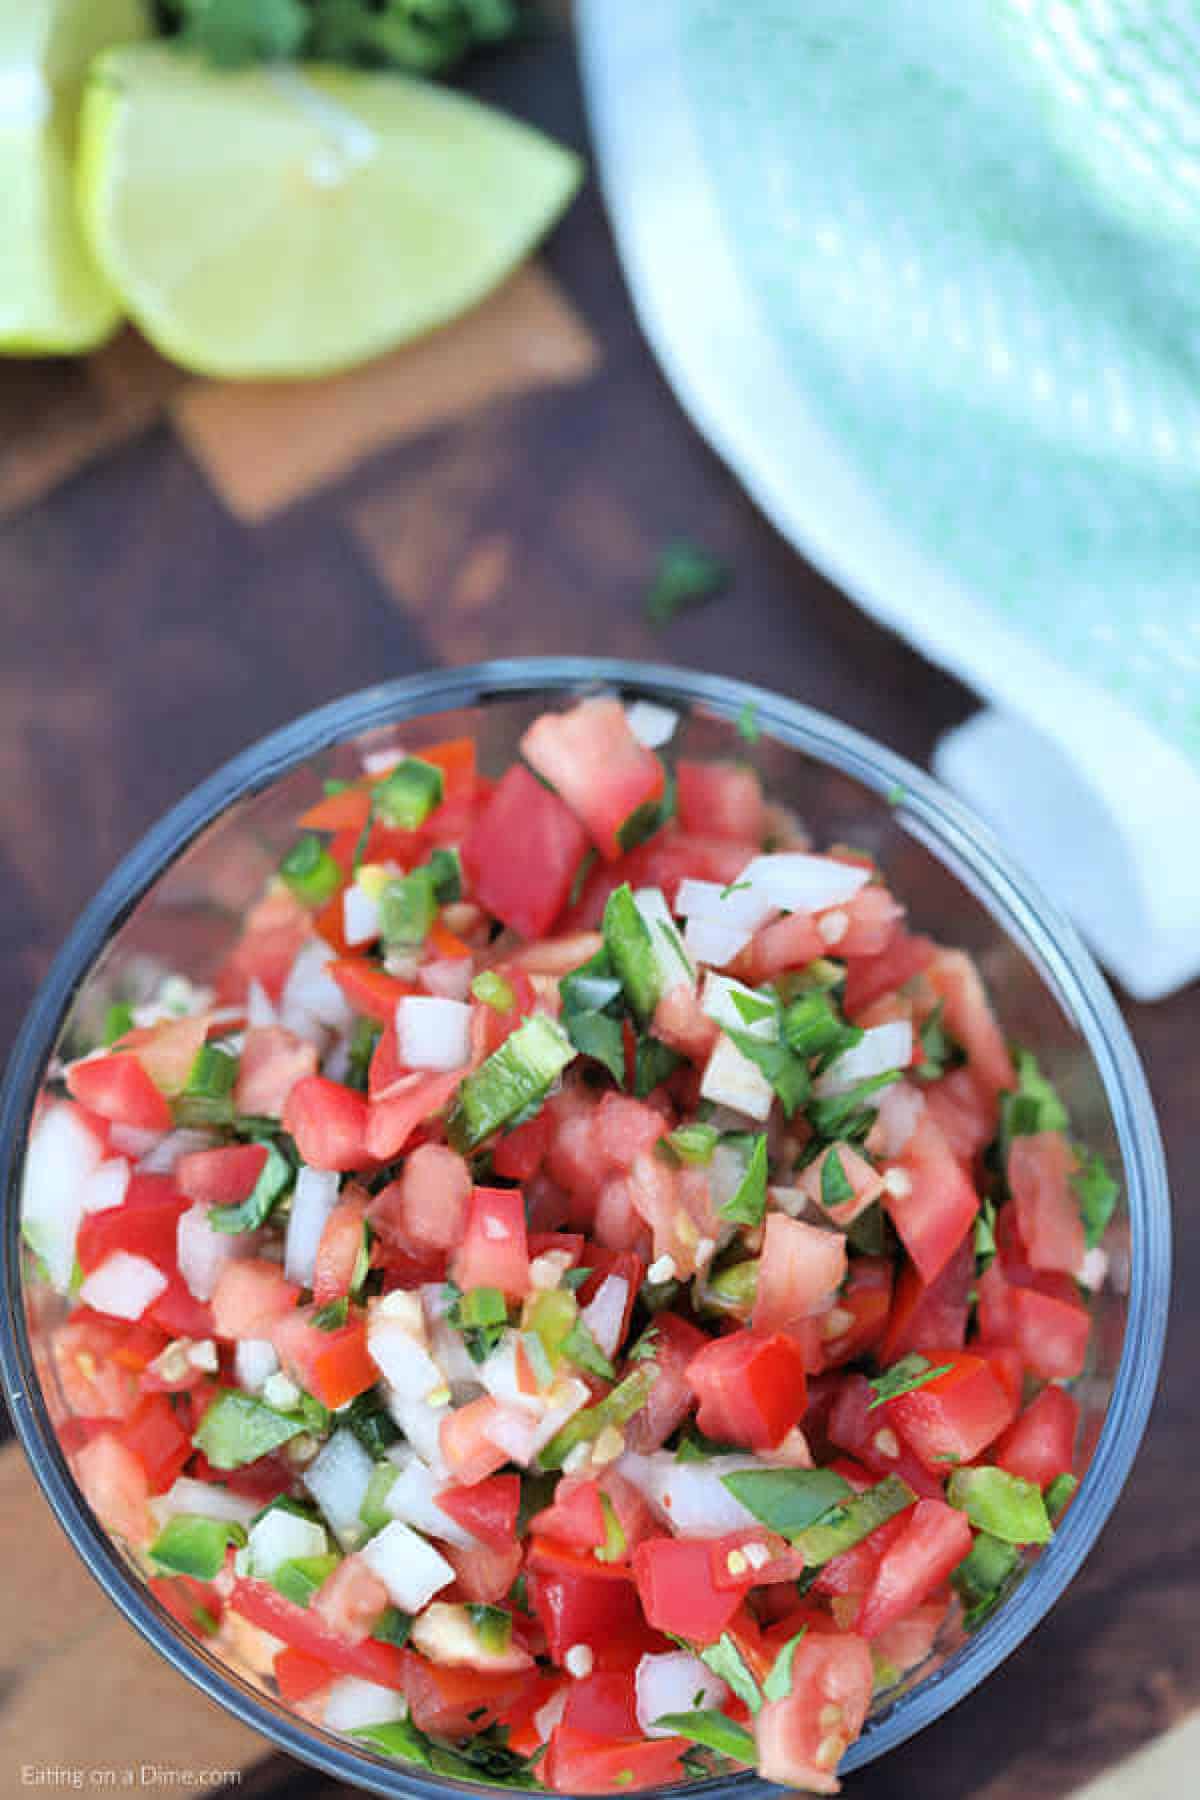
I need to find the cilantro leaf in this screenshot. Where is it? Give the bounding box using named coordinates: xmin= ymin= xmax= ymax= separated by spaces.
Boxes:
xmin=208 ymin=1141 xmax=294 ymax=1234
xmin=563 ymin=1317 xmax=616 ymax=1382
xmin=721 ymin=1467 xmax=852 ymax=1539
xmin=820 ymin=1147 xmax=855 ymax=1209
xmin=1073 ymin=1150 xmax=1119 ymax=1249
xmin=645 ymin=540 xmax=728 ymax=628
xmin=914 ymin=1001 xmax=965 ymax=1083
xmin=806 ymin=1071 xmax=900 ymax=1142
xmin=736 ymin=701 xmax=760 ymax=744
xmin=719 ymin=1133 xmax=768 ymax=1226
xmin=726 ymin=1029 xmax=810 ymax=1117
xmin=867 ymin=1353 xmax=952 ymax=1409
xmin=698 ymin=1633 xmax=762 ymax=1714
xmin=762 ymin=1627 xmax=807 ymax=1703
xmin=651 ymin=1711 xmax=756 ymax=1764
xmin=169 ymin=0 xmax=308 ymax=65
xmin=998 ymin=1049 xmax=1069 ymax=1154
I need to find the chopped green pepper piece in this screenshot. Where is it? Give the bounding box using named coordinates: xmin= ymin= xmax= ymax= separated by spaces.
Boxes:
xmin=208 ymin=1141 xmax=294 ymax=1234
xmin=271 ymin=1552 xmax=341 ymax=1606
xmin=191 ymin=1390 xmax=306 ymax=1469
xmin=783 ymin=991 xmax=862 ymax=1063
xmin=951 ymin=1529 xmax=1021 ymax=1626
xmin=602 ymin=883 xmax=662 ymax=1023
xmin=651 ymin=1711 xmax=756 ymax=1764
xmin=719 ymin=1133 xmax=768 ymax=1226
xmin=790 ymin=1476 xmax=916 ymax=1566
xmin=525 ymin=1289 xmax=578 ymax=1367
xmin=947 ymin=1466 xmax=1053 ymax=1545
xmin=341 ymin=1390 xmax=401 ymax=1458
xmin=468 ymin=1604 xmax=514 ymax=1654
xmin=1045 ymin=1472 xmax=1079 ymax=1521
xmin=446 ymin=1014 xmax=575 ymax=1152
xmin=701 ymin=1258 xmax=759 ymax=1315
xmin=539 ymin=1367 xmax=656 ymax=1469
xmin=471 ymin=971 xmax=515 ymax=1012
xmin=279 ymin=835 xmax=342 ymax=907
xmin=174 ymin=1042 xmax=239 ymax=1128
xmin=563 ymin=1316 xmax=616 ymax=1382
xmin=428 ymin=846 xmax=462 ymax=904
xmin=373 ymin=757 xmax=444 ymax=829
xmin=372 ymin=1606 xmax=414 ymax=1647
xmin=149 ymin=1514 xmax=246 ymax=1580
xmin=665 ymin=1123 xmax=719 ymax=1165
xmin=101 ymin=1001 xmax=135 ymax=1047
xmin=379 ymin=867 xmax=438 ymax=949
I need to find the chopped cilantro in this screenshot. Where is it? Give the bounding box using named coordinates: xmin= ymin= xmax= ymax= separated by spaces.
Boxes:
xmin=867 ymin=1353 xmax=953 ymax=1409
xmin=719 ymin=1133 xmax=768 ymax=1226
xmin=645 ymin=540 xmax=729 ymax=628
xmin=820 ymin=1146 xmax=855 ymax=1209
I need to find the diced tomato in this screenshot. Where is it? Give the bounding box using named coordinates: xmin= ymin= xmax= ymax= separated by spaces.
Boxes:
xmin=189 ymin=1450 xmax=295 ymax=1506
xmin=436 ymin=1474 xmax=521 ymax=1552
xmin=176 ymin=1144 xmax=269 ymax=1208
xmin=73 ymin=1430 xmax=155 ymax=1547
xmin=150 ymin=1573 xmax=224 ymax=1639
xmin=522 ymin=698 xmax=666 ymax=862
xmin=591 ymin=1093 xmax=669 ymax=1169
xmin=299 ymin=783 xmax=372 ymax=834
xmin=886 ymin=1351 xmax=1016 ymax=1469
xmin=687 ymin=1329 xmax=808 ymax=1450
xmin=546 ymin=1672 xmax=688 ymax=1793
xmin=1008 ymin=1283 xmax=1091 ymax=1381
xmin=313 ymin=1553 xmax=389 ymax=1643
xmin=329 ymin=957 xmax=415 ymax=1023
xmin=843 ymin=932 xmax=937 ymax=1019
xmin=826 ymin=1374 xmax=945 ymax=1499
xmin=922 ymin=1066 xmax=996 ymax=1166
xmin=211 ymin=1260 xmax=301 ymax=1341
xmin=855 ymin=1500 xmax=972 ymax=1639
xmin=274 ymin=1645 xmax=333 ymax=1705
xmin=707 ymin=1531 xmax=806 ymax=1591
xmin=624 ymin=1311 xmax=707 ymax=1453
xmin=116 ymin=1014 xmax=209 ymax=1097
xmin=450 ymin=1187 xmax=530 ymax=1299
xmin=367 ymin=1145 xmax=469 ymax=1259
xmin=234 ymin=1026 xmax=318 ymax=1119
xmin=76 ymin=1175 xmax=188 ymax=1276
xmin=738 ymin=909 xmax=824 ymax=985
xmin=272 ymin=1306 xmax=377 ymax=1408
xmin=147 ymin=1276 xmax=215 ymax=1340
xmin=497 ymin=1674 xmax=568 ymax=1760
xmin=885 ymin=1113 xmax=979 ymax=1285
xmin=924 ymin=949 xmax=1016 ymax=1103
xmin=65 ymin=1053 xmax=173 ymax=1133
xmin=230 ymin=1577 xmax=405 ymax=1687
xmin=651 ymin=981 xmax=720 ymax=1061
xmin=813 ymin=1512 xmax=911 ymax=1599
xmin=752 ymin=1214 xmax=847 ymax=1338
xmin=880 ymin=1235 xmax=973 ymax=1363
xmin=311 ymin=1192 xmax=369 ymax=1306
xmin=816 ymin=1256 xmax=893 ymax=1370
xmin=401 ymin=1650 xmax=526 ymax=1738
xmin=440 ymin=1397 xmax=511 ymax=1487
xmin=463 ymin=766 xmax=589 ymax=940
xmin=492 ymin=1107 xmax=554 ymax=1181
xmin=676 ymin=761 xmax=766 ymax=843
xmin=216 ymin=890 xmax=312 ymax=1005
xmin=995 ymin=1385 xmax=1079 ymax=1487
xmin=1009 ymin=1131 xmax=1086 ymax=1276
xmin=283 ymin=1075 xmax=372 ymax=1172
xmin=870 ymin=1594 xmax=950 ymax=1678
xmin=115 ymin=1393 xmax=192 ymax=1494
xmin=441 ymin=1539 xmax=525 ymax=1606
xmin=416 ymin=736 xmax=477 ymax=806
xmin=50 ymin=1314 xmax=146 ymax=1421
xmin=529 ymin=1475 xmax=608 ymax=1553
xmin=365 ymin=1070 xmax=462 ymax=1162
xmin=981 ymin=1343 xmax=1024 ymax=1413
xmin=754 ymin=1633 xmax=874 ymax=1794
xmin=562 ymin=825 xmax=756 ymax=933
xmin=526 ymin=1541 xmax=650 ymax=1668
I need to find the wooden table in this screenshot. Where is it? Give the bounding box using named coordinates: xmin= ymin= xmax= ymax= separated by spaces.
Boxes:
xmin=0 ymin=27 xmax=1192 ymax=1800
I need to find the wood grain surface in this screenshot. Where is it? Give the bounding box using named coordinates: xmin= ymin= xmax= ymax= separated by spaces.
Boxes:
xmin=0 ymin=25 xmax=1191 ymax=1800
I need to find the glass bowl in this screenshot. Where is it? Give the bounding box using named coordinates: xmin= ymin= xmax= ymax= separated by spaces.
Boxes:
xmin=0 ymin=658 xmax=1170 ymax=1797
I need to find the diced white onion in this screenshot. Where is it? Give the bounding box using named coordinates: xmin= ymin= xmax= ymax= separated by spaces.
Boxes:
xmin=150 ymin=1477 xmax=260 ymax=1531
xmin=81 ymin=1158 xmax=130 ymax=1214
xmin=740 ymin=852 xmax=871 ymax=913
xmin=634 ymin=888 xmax=696 ymax=995
xmin=625 ymin=700 xmax=679 ymax=749
xmin=304 ymin=1429 xmax=374 ymax=1548
xmin=323 ymin=1677 xmax=407 ymax=1731
xmin=875 ymin=1081 xmax=925 ymax=1157
xmin=384 ymin=1452 xmax=478 ymax=1549
xmin=21 ymin=1102 xmax=104 ymax=1293
xmin=280 ymin=939 xmax=353 ymax=1035
xmin=1078 ymin=1246 xmax=1109 ymax=1290
xmin=675 ymin=878 xmax=775 ymax=934
xmin=700 ymin=1035 xmax=774 ymax=1121
xmin=478 ymin=1334 xmax=545 ymax=1414
xmin=484 ymin=1380 xmax=590 ymax=1466
xmin=342 ymin=884 xmax=381 ymax=948
xmin=701 ymin=971 xmax=776 ymax=1042
xmin=636 ymin=1652 xmax=729 ymax=1737
xmin=361 ymin=746 xmax=404 ymax=777
xmin=396 ymin=996 xmax=471 ymax=1073
xmin=383 ymin=1389 xmax=451 ymax=1476
xmin=178 ymin=1202 xmax=243 ymax=1302
xmin=360 ymin=1520 xmax=455 ymax=1613
xmin=814 ymin=1021 xmax=913 ymax=1097
xmin=246 ymin=979 xmax=277 ymax=1028
xmin=617 ymin=1451 xmax=761 ymax=1536
xmin=78 ymin=1251 xmax=168 ymax=1321
xmin=245 ymin=1508 xmax=328 ymax=1578
xmin=420 ymin=959 xmax=475 ymax=1002
xmin=107 ymin=1124 xmax=162 ymax=1158
xmin=580 ymin=1276 xmax=629 ymax=1360
xmin=234 ymin=1337 xmax=280 ymax=1394
xmin=138 ymin=1128 xmax=217 ymax=1174
xmin=683 ymin=916 xmax=754 ymax=970
xmin=368 ymin=1317 xmax=444 ymax=1402
xmin=285 ymin=1166 xmax=340 ymax=1286
xmin=534 ymin=1689 xmax=568 ymax=1739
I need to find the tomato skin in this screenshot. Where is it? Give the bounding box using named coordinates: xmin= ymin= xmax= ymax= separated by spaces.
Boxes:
xmin=65 ymin=1052 xmax=174 ymax=1133
xmin=274 ymin=1645 xmax=333 ymax=1705
xmin=855 ymin=1500 xmax=972 ymax=1640
xmin=115 ymin=1393 xmax=192 ymax=1494
xmin=1009 ymin=1131 xmax=1086 ymax=1276
xmin=886 ymin=1114 xmax=980 ymax=1285
xmin=886 ymin=1351 xmax=1017 ymax=1470
xmin=176 ymin=1144 xmax=269 ymax=1208
xmin=624 ymin=1311 xmax=707 ymax=1453
xmin=365 ymin=1070 xmax=462 ymax=1162
xmin=272 ymin=1306 xmax=378 ymax=1409
xmin=328 ymin=957 xmax=415 ymax=1023
xmin=463 ymin=766 xmax=589 ymax=940
xmin=311 ymin=1192 xmax=369 ymax=1306
xmin=995 ymin=1385 xmax=1079 ymax=1487
xmin=521 ymin=698 xmax=666 ymax=861
xmin=436 ymin=1474 xmax=521 ymax=1552
xmin=754 ymin=1633 xmax=874 ymax=1794
xmin=812 ymin=1512 xmax=911 ymax=1599
xmin=450 ymin=1187 xmax=531 ymax=1299
xmin=880 ymin=1236 xmax=973 ymax=1364
xmin=687 ymin=1329 xmax=809 ymax=1451
xmin=283 ymin=1076 xmax=373 ymax=1172
xmin=50 ymin=1314 xmax=150 ymax=1421
xmin=230 ymin=1577 xmax=405 ymax=1687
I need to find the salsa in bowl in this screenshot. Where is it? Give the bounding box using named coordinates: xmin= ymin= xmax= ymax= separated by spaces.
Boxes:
xmin=0 ymin=662 xmax=1168 ymax=1797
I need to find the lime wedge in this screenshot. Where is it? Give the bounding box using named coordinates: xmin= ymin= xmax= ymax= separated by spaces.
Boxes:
xmin=77 ymin=44 xmax=584 ymax=379
xmin=0 ymin=0 xmax=148 ymax=353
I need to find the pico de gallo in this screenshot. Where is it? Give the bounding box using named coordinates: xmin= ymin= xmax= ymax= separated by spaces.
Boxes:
xmin=22 ymin=695 xmax=1117 ymax=1794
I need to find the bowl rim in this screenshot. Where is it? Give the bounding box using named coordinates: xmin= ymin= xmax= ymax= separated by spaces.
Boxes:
xmin=0 ymin=656 xmax=1170 ymax=1797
